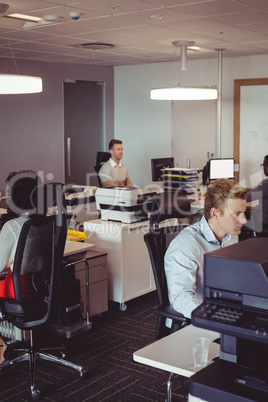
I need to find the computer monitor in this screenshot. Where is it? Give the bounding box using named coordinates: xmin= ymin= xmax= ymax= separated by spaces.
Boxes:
xmin=151 ymin=157 xmax=174 ymax=181
xmin=209 ymin=158 xmax=234 ymax=181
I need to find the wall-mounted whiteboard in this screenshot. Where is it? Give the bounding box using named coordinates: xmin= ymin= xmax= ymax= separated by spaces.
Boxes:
xmin=234 ymin=78 xmax=268 ymax=187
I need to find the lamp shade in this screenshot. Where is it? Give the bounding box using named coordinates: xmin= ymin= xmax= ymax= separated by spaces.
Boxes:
xmin=0 ymin=74 xmax=43 ymax=94
xmin=151 ymin=86 xmax=217 ymax=100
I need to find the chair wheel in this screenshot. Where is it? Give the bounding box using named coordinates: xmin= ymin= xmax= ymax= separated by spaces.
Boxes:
xmin=31 ymin=389 xmax=41 ymax=400
xmin=119 ymin=302 xmax=127 ymax=311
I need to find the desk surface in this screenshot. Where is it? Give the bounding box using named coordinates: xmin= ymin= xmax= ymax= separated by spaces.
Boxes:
xmin=63 ymin=241 xmax=95 ymax=256
xmin=133 ymin=325 xmax=220 ymax=378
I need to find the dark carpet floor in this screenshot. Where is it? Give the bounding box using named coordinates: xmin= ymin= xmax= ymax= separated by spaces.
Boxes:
xmin=0 ymin=291 xmax=188 ymax=402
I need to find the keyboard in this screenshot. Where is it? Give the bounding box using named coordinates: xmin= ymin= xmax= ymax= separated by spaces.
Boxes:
xmin=192 ymin=300 xmax=268 ymax=344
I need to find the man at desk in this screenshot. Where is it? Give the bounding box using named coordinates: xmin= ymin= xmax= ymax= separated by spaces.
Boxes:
xmin=99 ymin=139 xmax=133 ymax=187
xmin=246 ymin=154 xmax=268 ymax=230
xmin=165 ymin=179 xmax=247 ymax=320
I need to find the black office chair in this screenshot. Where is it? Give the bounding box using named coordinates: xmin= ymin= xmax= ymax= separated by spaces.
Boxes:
xmin=94 ymin=151 xmax=110 ymax=187
xmin=144 ymin=192 xmax=199 ymax=339
xmin=145 ymin=225 xmax=191 ymax=339
xmin=0 ymin=184 xmax=86 ymax=400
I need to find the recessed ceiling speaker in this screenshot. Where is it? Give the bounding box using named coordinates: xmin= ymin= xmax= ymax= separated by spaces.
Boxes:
xmin=78 ymin=43 xmax=114 ymax=50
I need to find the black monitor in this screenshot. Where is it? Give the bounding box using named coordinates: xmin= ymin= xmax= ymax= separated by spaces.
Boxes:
xmin=151 ymin=157 xmax=174 ymax=181
xmin=209 ymin=158 xmax=234 ymax=181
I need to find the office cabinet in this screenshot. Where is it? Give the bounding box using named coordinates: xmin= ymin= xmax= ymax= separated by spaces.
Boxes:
xmin=84 ymin=219 xmax=174 ymax=309
xmin=73 ymin=251 xmax=108 ymax=318
xmin=84 ymin=219 xmax=155 ymax=309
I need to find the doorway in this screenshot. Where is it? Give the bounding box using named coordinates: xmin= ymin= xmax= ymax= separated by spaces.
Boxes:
xmin=64 ymin=79 xmax=104 ymax=187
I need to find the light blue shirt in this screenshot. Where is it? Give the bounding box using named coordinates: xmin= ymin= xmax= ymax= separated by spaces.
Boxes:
xmin=164 ymin=215 xmax=238 ymax=319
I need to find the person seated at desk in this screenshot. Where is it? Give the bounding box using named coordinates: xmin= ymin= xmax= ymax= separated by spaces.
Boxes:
xmin=246 ymin=154 xmax=268 ymax=231
xmin=0 ymin=170 xmax=41 ymax=364
xmin=164 ymin=179 xmax=247 ymax=320
xmin=99 ymin=139 xmax=133 ymax=187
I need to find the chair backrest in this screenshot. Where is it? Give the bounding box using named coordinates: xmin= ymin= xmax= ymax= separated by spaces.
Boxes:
xmin=96 ymin=151 xmax=110 ymax=166
xmin=12 ymin=215 xmax=56 ymax=307
xmin=94 ymin=151 xmax=111 ymax=187
xmin=144 ymin=225 xmax=186 ymax=307
xmin=10 ymin=183 xmax=70 ymax=328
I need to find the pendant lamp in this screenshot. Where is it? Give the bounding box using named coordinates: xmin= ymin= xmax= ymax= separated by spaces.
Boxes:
xmin=150 ymin=40 xmax=217 ymax=101
xmin=0 ymin=7 xmax=43 ymax=96
xmin=0 ymin=74 xmax=42 ymax=94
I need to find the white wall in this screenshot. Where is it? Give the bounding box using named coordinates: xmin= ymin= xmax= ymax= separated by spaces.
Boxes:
xmin=115 ymin=54 xmax=268 ymax=187
xmin=114 ymin=63 xmax=173 ymax=188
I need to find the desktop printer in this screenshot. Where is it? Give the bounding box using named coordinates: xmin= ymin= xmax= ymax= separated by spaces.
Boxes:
xmin=95 ymin=187 xmax=159 ymax=223
xmin=190 ymin=237 xmax=268 ymax=402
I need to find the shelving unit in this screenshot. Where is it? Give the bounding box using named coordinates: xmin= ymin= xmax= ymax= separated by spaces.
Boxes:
xmin=162 ymin=167 xmax=201 ymax=201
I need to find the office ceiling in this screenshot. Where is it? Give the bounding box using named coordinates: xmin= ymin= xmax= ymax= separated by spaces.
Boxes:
xmin=0 ymin=0 xmax=268 ymax=67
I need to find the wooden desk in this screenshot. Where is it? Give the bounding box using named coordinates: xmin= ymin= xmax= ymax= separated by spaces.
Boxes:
xmin=134 ymin=325 xmax=220 ymax=401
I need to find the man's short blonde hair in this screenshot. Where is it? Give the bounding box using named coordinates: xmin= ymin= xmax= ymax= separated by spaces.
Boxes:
xmin=204 ymin=179 xmax=247 ymax=220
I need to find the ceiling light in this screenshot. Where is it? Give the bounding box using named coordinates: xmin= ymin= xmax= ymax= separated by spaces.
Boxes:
xmin=150 ymin=14 xmax=163 ymax=19
xmin=188 ymin=46 xmax=200 ymax=51
xmin=0 ymin=74 xmax=42 ymax=94
xmin=150 ymin=40 xmax=217 ymax=101
xmin=42 ymin=15 xmax=63 ymax=22
xmin=7 ymin=13 xmax=41 ymax=22
xmin=0 ymin=34 xmax=43 ymax=94
xmin=151 ymin=87 xmax=217 ymax=100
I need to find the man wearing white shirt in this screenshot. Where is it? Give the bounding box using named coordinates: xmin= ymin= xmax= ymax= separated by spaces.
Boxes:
xmin=99 ymin=139 xmax=133 ymax=187
xmin=164 ymin=179 xmax=247 ymax=320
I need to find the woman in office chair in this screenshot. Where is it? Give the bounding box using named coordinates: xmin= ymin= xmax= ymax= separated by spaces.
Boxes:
xmin=0 ymin=170 xmax=41 ymax=364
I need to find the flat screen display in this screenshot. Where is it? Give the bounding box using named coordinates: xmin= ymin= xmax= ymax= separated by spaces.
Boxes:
xmin=151 ymin=157 xmax=174 ymax=181
xmin=209 ymin=158 xmax=234 ymax=180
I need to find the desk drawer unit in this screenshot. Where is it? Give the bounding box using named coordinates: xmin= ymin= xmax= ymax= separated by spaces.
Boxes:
xmin=74 ymin=255 xmax=108 ymax=318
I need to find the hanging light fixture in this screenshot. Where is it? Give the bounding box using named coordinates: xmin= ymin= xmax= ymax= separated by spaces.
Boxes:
xmin=0 ymin=6 xmax=43 ymax=95
xmin=150 ymin=40 xmax=217 ymax=101
xmin=0 ymin=74 xmax=42 ymax=94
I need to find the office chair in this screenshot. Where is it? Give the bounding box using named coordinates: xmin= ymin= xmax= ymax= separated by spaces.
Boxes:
xmin=145 ymin=193 xmax=197 ymax=339
xmin=0 ymin=184 xmax=86 ymax=400
xmin=94 ymin=151 xmax=110 ymax=187
xmin=145 ymin=225 xmax=191 ymax=340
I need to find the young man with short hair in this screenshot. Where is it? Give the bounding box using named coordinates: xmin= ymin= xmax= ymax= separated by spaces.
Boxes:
xmin=164 ymin=179 xmax=247 ymax=319
xmin=99 ymin=139 xmax=133 ymax=187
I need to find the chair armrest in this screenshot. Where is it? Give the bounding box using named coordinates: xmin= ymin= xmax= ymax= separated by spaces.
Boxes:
xmin=154 ymin=305 xmax=190 ymax=324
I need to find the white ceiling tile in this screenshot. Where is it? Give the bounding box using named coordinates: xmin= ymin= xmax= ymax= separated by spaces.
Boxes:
xmin=0 ymin=0 xmax=267 ymax=65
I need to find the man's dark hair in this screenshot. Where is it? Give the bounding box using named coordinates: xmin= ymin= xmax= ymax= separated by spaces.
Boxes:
xmin=264 ymin=155 xmax=268 ymax=165
xmin=109 ymin=139 xmax=122 ymax=150
xmin=6 ymin=170 xmax=42 ymax=217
